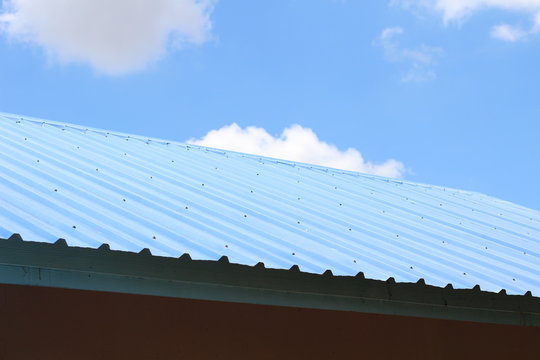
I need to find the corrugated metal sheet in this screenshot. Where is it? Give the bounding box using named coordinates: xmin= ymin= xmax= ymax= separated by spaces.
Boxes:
xmin=0 ymin=112 xmax=539 ymax=296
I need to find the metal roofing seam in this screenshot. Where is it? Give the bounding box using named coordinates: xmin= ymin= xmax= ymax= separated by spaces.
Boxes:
xmin=0 ymin=113 xmax=539 ymax=295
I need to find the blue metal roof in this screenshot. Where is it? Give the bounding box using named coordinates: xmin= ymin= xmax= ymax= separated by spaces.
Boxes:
xmin=0 ymin=112 xmax=539 ymax=296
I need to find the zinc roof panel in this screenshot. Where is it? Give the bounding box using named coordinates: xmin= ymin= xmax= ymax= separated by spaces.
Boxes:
xmin=0 ymin=112 xmax=539 ymax=295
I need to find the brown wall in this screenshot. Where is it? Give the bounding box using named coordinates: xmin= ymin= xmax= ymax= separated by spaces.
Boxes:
xmin=0 ymin=283 xmax=538 ymax=360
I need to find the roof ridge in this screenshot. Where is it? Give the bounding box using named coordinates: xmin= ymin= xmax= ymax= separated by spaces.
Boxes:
xmin=0 ymin=111 xmax=474 ymax=194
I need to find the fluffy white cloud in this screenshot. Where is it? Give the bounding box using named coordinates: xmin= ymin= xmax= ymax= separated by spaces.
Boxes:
xmin=490 ymin=24 xmax=528 ymax=41
xmin=394 ymin=0 xmax=540 ymax=40
xmin=374 ymin=27 xmax=442 ymax=82
xmin=0 ymin=0 xmax=213 ymax=75
xmin=188 ymin=124 xmax=406 ymax=178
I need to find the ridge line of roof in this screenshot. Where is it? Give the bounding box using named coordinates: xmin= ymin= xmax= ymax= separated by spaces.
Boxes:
xmin=0 ymin=111 xmax=479 ymax=195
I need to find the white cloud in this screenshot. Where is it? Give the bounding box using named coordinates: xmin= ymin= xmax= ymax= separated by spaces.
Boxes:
xmin=394 ymin=0 xmax=540 ymax=40
xmin=188 ymin=123 xmax=406 ymax=178
xmin=490 ymin=24 xmax=528 ymax=41
xmin=374 ymin=27 xmax=442 ymax=82
xmin=431 ymin=0 xmax=540 ymax=24
xmin=534 ymin=12 xmax=540 ymax=31
xmin=401 ymin=64 xmax=437 ymax=82
xmin=379 ymin=26 xmax=405 ymax=41
xmin=0 ymin=0 xmax=214 ymax=75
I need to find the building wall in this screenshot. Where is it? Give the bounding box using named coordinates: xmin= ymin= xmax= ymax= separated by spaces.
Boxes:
xmin=0 ymin=283 xmax=537 ymax=360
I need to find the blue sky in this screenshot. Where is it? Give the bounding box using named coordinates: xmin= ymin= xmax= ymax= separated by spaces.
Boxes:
xmin=1 ymin=0 xmax=539 ymax=210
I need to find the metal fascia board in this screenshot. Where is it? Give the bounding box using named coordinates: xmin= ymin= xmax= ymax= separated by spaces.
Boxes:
xmin=0 ymin=237 xmax=538 ymax=326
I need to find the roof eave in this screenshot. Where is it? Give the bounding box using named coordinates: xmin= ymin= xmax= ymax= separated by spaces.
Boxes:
xmin=1 ymin=235 xmax=539 ymax=326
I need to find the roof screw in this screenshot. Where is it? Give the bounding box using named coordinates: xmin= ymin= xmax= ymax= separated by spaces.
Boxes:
xmin=72 ymin=225 xmax=77 ymax=229
xmin=152 ymin=236 xmax=156 ymax=239
xmin=54 ymin=189 xmax=58 ymax=192
xmin=185 ymin=206 xmax=189 ymax=210
xmin=123 ymin=199 xmax=126 ymax=202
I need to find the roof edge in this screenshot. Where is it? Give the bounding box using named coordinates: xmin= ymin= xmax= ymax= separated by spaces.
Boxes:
xmin=0 ymin=235 xmax=539 ymax=326
xmin=0 ymin=111 xmax=475 ymax=191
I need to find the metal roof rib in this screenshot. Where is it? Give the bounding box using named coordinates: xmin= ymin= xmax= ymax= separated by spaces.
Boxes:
xmin=0 ymin=112 xmax=539 ymax=296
